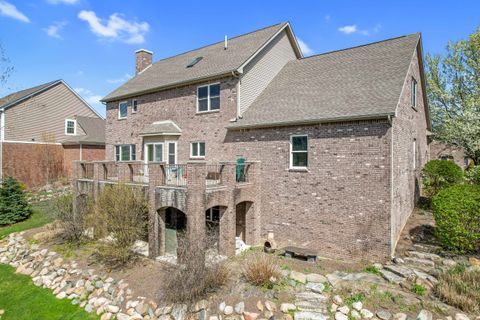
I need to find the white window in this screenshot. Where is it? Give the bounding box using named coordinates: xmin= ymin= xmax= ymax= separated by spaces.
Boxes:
xmin=197 ymin=83 xmax=220 ymax=112
xmin=65 ymin=119 xmax=76 ymax=135
xmin=411 ymin=77 xmax=417 ymax=108
xmin=118 ymin=101 xmax=128 ymax=119
xmin=132 ymin=99 xmax=138 ymax=113
xmin=146 ymin=143 xmax=163 ymax=162
xmin=190 ymin=142 xmax=205 ymax=158
xmin=206 ymin=206 xmax=220 ymax=223
xmin=290 ymin=135 xmax=308 ymax=169
xmin=167 ymin=142 xmax=176 ymax=164
xmin=115 ymin=144 xmax=136 ymax=161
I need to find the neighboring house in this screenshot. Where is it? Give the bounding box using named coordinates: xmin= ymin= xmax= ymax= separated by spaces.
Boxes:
xmin=0 ymin=80 xmax=105 ymax=188
xmin=430 ymin=140 xmax=469 ymax=169
xmin=88 ymin=22 xmax=430 ymax=261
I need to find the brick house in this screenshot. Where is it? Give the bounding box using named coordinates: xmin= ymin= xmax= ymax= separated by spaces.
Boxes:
xmin=78 ymin=22 xmax=430 ymax=262
xmin=0 ymin=80 xmax=105 ymax=188
xmin=430 ymin=140 xmax=469 ymax=169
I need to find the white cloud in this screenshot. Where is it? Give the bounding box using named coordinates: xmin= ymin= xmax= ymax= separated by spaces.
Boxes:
xmin=338 ymin=25 xmax=357 ymax=35
xmin=75 ymin=87 xmax=103 ymax=108
xmin=107 ymin=73 xmax=132 ymax=84
xmin=44 ymin=21 xmax=67 ymax=39
xmin=297 ymin=38 xmax=314 ymax=56
xmin=47 ymin=0 xmax=79 ymax=4
xmin=0 ymin=1 xmax=30 ymax=23
xmin=78 ymin=10 xmax=149 ymax=44
xmin=338 ymin=24 xmax=381 ymax=36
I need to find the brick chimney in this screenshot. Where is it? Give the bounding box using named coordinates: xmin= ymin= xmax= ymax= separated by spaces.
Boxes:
xmin=135 ymin=49 xmax=153 ymax=74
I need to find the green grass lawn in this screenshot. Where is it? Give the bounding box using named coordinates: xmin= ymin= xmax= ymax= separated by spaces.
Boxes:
xmin=0 ymin=201 xmax=55 ymax=240
xmin=0 ymin=264 xmax=98 ymax=320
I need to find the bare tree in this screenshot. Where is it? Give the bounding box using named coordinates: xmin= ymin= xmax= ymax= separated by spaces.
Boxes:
xmin=0 ymin=43 xmax=14 ymax=88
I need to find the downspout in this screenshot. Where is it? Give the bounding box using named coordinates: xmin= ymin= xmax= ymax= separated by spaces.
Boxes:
xmin=0 ymin=110 xmax=4 ymax=182
xmin=388 ymin=114 xmax=395 ymax=257
xmin=80 ymin=143 xmax=83 ymax=161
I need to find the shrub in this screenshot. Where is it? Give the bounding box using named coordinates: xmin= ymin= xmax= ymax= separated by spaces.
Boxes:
xmin=162 ymin=233 xmax=231 ymax=303
xmin=54 ymin=193 xmax=91 ymax=243
xmin=92 ymin=184 xmax=148 ymax=267
xmin=243 ymin=254 xmax=281 ymax=288
xmin=465 ymin=165 xmax=480 ymax=185
xmin=432 ymin=184 xmax=480 ymax=252
xmin=434 ymin=265 xmax=480 ymax=313
xmin=422 ymin=160 xmax=464 ymax=197
xmin=0 ymin=177 xmax=31 ymax=225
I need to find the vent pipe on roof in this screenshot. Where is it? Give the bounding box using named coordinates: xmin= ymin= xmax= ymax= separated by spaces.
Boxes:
xmin=224 ymin=35 xmax=228 ymax=50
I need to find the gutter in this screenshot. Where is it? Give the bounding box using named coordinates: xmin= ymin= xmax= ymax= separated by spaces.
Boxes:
xmin=226 ymin=113 xmax=396 ymax=130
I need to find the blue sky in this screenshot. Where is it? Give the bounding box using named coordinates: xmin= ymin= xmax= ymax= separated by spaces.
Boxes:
xmin=0 ymin=0 xmax=478 ymax=117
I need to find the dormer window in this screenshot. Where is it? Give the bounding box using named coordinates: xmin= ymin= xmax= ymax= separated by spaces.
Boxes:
xmin=197 ymin=83 xmax=220 ymax=112
xmin=65 ymin=119 xmax=76 ymax=135
xmin=411 ymin=77 xmax=417 ymax=109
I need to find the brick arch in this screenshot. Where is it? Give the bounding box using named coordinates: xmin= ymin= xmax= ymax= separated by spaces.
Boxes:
xmin=155 ymin=188 xmax=187 ymax=213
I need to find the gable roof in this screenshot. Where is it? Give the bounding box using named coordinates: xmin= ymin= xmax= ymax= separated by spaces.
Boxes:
xmin=0 ymin=80 xmax=60 ymax=109
xmin=0 ymin=80 xmax=104 ymax=119
xmin=63 ymin=116 xmax=105 ymax=145
xmin=228 ymin=33 xmax=422 ymax=129
xmin=102 ymin=22 xmax=302 ymax=102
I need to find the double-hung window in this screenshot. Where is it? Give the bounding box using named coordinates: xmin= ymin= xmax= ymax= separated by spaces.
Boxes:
xmin=197 ymin=83 xmax=220 ymax=112
xmin=146 ymin=143 xmax=163 ymax=162
xmin=190 ymin=142 xmax=205 ymax=158
xmin=115 ymin=144 xmax=136 ymax=161
xmin=132 ymin=99 xmax=138 ymax=113
xmin=411 ymin=77 xmax=417 ymax=109
xmin=65 ymin=119 xmax=76 ymax=135
xmin=290 ymin=135 xmax=308 ymax=169
xmin=118 ymin=101 xmax=128 ymax=119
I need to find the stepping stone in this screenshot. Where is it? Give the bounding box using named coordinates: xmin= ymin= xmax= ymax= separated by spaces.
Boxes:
xmin=294 ymin=311 xmax=328 ymax=320
xmin=295 ymin=292 xmax=327 ymax=302
xmin=384 ymin=265 xmax=415 ymax=279
xmin=379 ymin=269 xmax=405 ymax=284
xmin=408 ymin=251 xmax=441 ymax=261
xmin=306 ymin=282 xmax=325 ymax=293
xmin=295 ymin=301 xmax=327 ymax=313
xmin=403 ymin=257 xmax=435 ymax=268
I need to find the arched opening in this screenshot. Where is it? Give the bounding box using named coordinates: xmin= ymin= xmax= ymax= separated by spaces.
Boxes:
xmin=156 ymin=207 xmax=187 ymax=262
xmin=235 ymin=201 xmax=254 ymax=254
xmin=205 ymin=206 xmax=226 ymax=253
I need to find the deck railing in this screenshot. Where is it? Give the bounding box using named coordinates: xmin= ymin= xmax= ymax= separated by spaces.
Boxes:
xmin=75 ymin=161 xmax=257 ymax=188
xmin=163 ymin=164 xmax=187 ymax=187
xmin=205 ymin=164 xmax=223 ymax=187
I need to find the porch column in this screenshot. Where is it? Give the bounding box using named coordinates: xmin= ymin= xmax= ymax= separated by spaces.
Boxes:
xmin=249 ymin=161 xmax=262 ymax=245
xmin=147 ymin=163 xmax=163 ymax=258
xmin=219 ymin=163 xmax=236 ymax=256
xmin=185 ymin=162 xmax=206 ymax=249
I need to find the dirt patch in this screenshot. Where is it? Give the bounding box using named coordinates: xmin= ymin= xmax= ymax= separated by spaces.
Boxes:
xmin=395 ymin=208 xmax=439 ymax=256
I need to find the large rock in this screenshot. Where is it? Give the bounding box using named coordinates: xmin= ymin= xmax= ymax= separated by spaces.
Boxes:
xmin=455 ymin=314 xmax=470 ymax=320
xmin=172 ymin=304 xmax=188 ymax=320
xmin=294 ymin=311 xmax=327 ymax=320
xmin=305 ymin=282 xmax=325 ymax=293
xmin=392 ymin=313 xmax=407 ymax=320
xmin=334 ymin=312 xmax=348 ymax=320
xmin=377 ymin=310 xmax=392 ymax=320
xmin=306 ymin=274 xmax=328 ymax=283
xmin=383 ymin=265 xmax=415 ymax=279
xmin=379 ymin=269 xmax=405 ymax=284
xmin=416 ymin=310 xmax=432 ymax=320
xmin=281 ymin=304 xmax=296 ymax=313
xmin=290 ymin=271 xmax=307 ymax=284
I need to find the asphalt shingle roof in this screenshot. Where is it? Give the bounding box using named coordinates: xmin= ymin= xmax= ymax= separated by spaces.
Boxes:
xmin=228 ymin=33 xmax=421 ymax=129
xmin=0 ymin=80 xmax=60 ymax=108
xmin=140 ymin=120 xmax=182 ymax=136
xmin=102 ymin=23 xmax=289 ymax=102
xmin=64 ymin=116 xmax=105 ymax=145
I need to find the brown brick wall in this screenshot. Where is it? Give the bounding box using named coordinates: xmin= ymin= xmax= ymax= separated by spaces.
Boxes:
xmin=430 ymin=140 xmax=466 ymax=169
xmin=390 ymin=45 xmax=430 ymax=254
xmin=63 ymin=145 xmax=105 ymax=176
xmin=2 ymin=142 xmax=64 ymax=189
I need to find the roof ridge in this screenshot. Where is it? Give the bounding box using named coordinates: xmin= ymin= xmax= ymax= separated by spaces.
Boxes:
xmin=299 ymin=33 xmax=420 ymax=61
xmin=0 ymin=79 xmax=61 ymax=100
xmin=150 ymin=22 xmax=286 ymax=65
xmin=0 ymin=79 xmax=62 ymax=108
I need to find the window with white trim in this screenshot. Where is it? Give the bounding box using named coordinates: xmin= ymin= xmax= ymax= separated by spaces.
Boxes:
xmin=118 ymin=101 xmax=128 ymax=119
xmin=290 ymin=135 xmax=308 ymax=169
xmin=115 ymin=144 xmax=136 ymax=161
xmin=190 ymin=142 xmax=205 ymax=158
xmin=206 ymin=206 xmax=220 ymax=223
xmin=65 ymin=119 xmax=76 ymax=135
xmin=132 ymin=99 xmax=138 ymax=113
xmin=146 ymin=143 xmax=163 ymax=162
xmin=197 ymin=83 xmax=220 ymax=112
xmin=411 ymin=77 xmax=417 ymax=108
